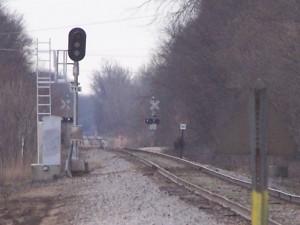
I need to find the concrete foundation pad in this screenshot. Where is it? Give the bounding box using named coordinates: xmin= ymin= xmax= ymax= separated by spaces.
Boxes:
xmin=71 ymin=158 xmax=88 ymax=172
xmin=31 ymin=164 xmax=61 ymax=182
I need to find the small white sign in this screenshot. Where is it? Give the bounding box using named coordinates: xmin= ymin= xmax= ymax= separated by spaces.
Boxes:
xmin=149 ymin=124 xmax=157 ymax=130
xmin=180 ymin=124 xmax=187 ymax=130
xmin=70 ymin=86 xmax=82 ymax=92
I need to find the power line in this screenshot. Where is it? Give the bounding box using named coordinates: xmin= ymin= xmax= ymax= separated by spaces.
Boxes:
xmin=87 ymin=53 xmax=148 ymax=58
xmin=0 ymin=48 xmax=20 ymax=52
xmin=0 ymin=48 xmax=151 ymax=57
xmin=0 ymin=13 xmax=170 ymax=36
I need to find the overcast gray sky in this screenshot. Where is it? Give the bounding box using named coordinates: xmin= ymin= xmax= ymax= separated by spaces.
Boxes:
xmin=5 ymin=0 xmax=171 ymax=94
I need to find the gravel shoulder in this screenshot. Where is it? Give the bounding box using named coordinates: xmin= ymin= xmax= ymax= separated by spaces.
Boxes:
xmin=0 ymin=149 xmax=246 ymax=225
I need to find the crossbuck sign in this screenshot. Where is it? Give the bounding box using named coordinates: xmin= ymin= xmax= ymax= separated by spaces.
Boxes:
xmin=150 ymin=99 xmax=160 ymax=111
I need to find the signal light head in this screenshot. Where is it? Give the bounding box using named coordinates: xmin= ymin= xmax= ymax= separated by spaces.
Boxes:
xmin=62 ymin=117 xmax=73 ymax=123
xmin=145 ymin=118 xmax=153 ymax=124
xmin=145 ymin=118 xmax=160 ymax=125
xmin=68 ymin=27 xmax=86 ymax=61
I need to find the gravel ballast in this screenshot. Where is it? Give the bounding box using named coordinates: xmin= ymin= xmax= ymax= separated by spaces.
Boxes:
xmin=67 ymin=149 xmax=226 ymax=225
xmin=1 ymin=149 xmax=235 ymax=224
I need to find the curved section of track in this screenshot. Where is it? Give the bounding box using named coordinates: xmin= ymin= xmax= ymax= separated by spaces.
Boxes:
xmin=116 ymin=148 xmax=300 ymax=225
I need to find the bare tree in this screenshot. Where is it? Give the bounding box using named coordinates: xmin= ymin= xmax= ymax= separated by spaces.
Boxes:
xmin=142 ymin=0 xmax=201 ymax=23
xmin=0 ymin=3 xmax=35 ymax=183
xmin=140 ymin=0 xmax=300 ymax=158
xmin=91 ymin=60 xmax=136 ymax=136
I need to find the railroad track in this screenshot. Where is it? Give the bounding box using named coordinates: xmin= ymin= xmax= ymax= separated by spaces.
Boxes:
xmin=111 ymin=148 xmax=300 ymax=225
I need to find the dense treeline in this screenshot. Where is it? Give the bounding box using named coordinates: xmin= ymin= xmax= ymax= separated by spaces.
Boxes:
xmin=90 ymin=1 xmax=300 ymax=159
xmin=144 ymin=0 xmax=300 ymax=151
xmin=0 ymin=2 xmax=36 ymax=183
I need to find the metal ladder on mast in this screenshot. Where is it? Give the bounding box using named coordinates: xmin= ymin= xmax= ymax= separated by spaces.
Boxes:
xmin=36 ymin=39 xmax=52 ymax=122
xmin=36 ymin=39 xmax=52 ymax=164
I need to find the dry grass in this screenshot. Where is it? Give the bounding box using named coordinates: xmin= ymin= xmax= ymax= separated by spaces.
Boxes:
xmin=80 ymin=145 xmax=100 ymax=151
xmin=87 ymin=161 xmax=103 ymax=170
xmin=1 ymin=165 xmax=31 ymax=185
xmin=0 ymin=165 xmax=31 ymax=208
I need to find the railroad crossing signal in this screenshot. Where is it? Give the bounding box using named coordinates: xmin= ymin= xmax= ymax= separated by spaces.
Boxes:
xmin=68 ymin=27 xmax=86 ymax=62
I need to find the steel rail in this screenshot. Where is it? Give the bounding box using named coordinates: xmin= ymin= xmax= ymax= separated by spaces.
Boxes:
xmin=118 ymin=149 xmax=281 ymax=225
xmin=124 ymin=148 xmax=300 ymax=205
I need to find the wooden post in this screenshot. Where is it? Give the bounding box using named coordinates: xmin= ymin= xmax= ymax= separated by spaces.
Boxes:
xmin=249 ymin=78 xmax=268 ymax=225
xmin=180 ymin=129 xmax=184 ymax=158
xmin=179 ymin=124 xmax=186 ymax=158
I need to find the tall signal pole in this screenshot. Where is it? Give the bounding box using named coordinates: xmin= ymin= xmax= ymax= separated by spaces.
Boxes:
xmin=65 ymin=27 xmax=86 ymax=177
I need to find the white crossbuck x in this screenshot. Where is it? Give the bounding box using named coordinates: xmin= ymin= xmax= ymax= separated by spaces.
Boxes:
xmin=61 ymin=99 xmax=71 ymax=110
xmin=150 ymin=99 xmax=160 ymax=111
